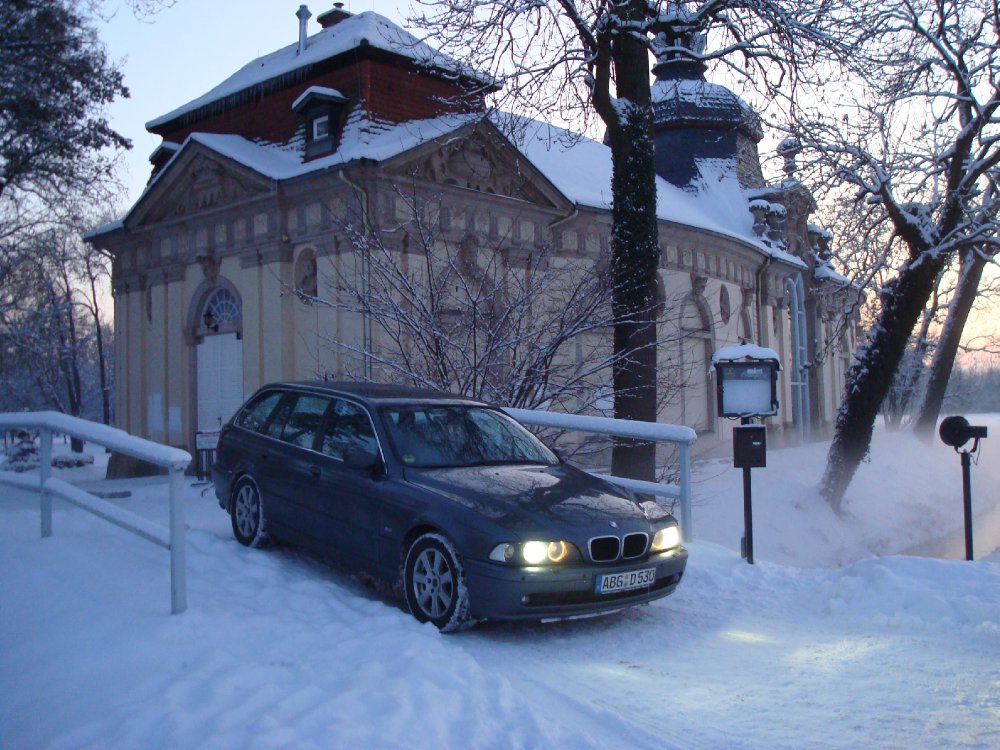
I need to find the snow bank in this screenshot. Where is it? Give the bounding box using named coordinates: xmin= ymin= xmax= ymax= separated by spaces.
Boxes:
xmin=692 ymin=415 xmax=1000 ymax=566
xmin=2 ymin=421 xmax=998 ymax=749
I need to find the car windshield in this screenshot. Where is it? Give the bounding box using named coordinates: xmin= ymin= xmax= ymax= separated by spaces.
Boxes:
xmin=381 ymin=405 xmax=558 ymax=469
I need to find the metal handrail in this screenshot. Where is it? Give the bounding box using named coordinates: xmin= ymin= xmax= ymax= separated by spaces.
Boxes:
xmin=0 ymin=412 xmax=191 ymax=614
xmin=503 ymin=408 xmax=697 ymax=540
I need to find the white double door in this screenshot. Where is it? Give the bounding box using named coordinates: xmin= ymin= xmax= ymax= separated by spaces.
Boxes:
xmin=197 ymin=333 xmax=244 ymax=432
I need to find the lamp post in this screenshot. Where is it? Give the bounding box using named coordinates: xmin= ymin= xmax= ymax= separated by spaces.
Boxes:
xmin=939 ymin=416 xmax=988 ymax=561
xmin=711 ymin=343 xmax=781 ymax=565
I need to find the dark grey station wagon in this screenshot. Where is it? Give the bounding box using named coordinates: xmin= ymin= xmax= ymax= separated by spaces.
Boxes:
xmin=213 ymin=381 xmax=687 ymax=631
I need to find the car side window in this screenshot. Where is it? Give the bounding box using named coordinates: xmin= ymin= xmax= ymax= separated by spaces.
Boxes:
xmin=286 ymin=395 xmax=329 ymax=448
xmin=319 ymin=399 xmax=377 ymax=460
xmin=264 ymin=395 xmax=296 ymax=440
xmin=273 ymin=395 xmax=329 ymax=449
xmin=234 ymin=391 xmax=283 ymax=433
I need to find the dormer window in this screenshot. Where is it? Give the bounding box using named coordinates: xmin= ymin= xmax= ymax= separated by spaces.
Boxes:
xmin=312 ymin=115 xmax=330 ymax=140
xmin=292 ymin=86 xmax=349 ymax=160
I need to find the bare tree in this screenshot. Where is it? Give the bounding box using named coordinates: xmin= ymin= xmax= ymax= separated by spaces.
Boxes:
xmin=410 ymin=0 xmax=836 ymax=480
xmin=0 ymin=225 xmax=113 ymax=438
xmin=914 ymin=240 xmax=998 ymax=436
xmin=778 ymin=0 xmax=1000 ymax=509
xmin=297 ymin=186 xmax=692 ymax=469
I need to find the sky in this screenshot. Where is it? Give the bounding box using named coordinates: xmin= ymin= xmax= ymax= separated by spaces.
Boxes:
xmin=2 ymin=415 xmax=998 ymax=748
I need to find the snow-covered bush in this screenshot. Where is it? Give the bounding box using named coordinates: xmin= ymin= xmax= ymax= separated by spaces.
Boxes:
xmin=2 ymin=432 xmax=39 ymax=473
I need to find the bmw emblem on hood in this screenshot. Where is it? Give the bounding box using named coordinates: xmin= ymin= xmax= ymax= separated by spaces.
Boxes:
xmin=609 ymin=521 xmax=619 ymax=529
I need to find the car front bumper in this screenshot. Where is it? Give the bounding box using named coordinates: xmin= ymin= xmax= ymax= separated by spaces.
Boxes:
xmin=464 ymin=547 xmax=688 ymax=621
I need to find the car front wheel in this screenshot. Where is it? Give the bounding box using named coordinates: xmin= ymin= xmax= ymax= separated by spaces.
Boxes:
xmin=403 ymin=533 xmax=473 ymax=632
xmin=231 ymin=477 xmax=268 ymax=548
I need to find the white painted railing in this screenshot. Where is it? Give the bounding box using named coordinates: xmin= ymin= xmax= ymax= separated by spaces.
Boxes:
xmin=503 ymin=408 xmax=698 ymax=540
xmin=0 ymin=412 xmax=191 ymax=614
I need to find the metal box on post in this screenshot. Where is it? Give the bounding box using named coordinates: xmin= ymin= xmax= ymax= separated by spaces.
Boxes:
xmin=733 ymin=424 xmax=767 ymax=468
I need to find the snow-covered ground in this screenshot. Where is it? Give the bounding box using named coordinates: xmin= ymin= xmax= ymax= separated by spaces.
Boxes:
xmin=2 ymin=418 xmax=998 ymax=749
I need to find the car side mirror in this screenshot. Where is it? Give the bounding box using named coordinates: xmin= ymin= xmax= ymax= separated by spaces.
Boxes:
xmin=343 ymin=448 xmax=379 ymax=472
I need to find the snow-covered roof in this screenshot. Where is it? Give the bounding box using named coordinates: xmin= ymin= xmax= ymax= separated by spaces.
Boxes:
xmin=83 ymin=219 xmax=124 ymax=240
xmin=514 ymin=120 xmax=803 ymax=268
xmin=148 ymin=141 xmax=180 ymax=161
xmin=291 ymin=86 xmax=347 ymax=111
xmin=127 ymin=111 xmax=804 ymax=270
xmin=651 ymin=78 xmax=762 ymax=139
xmin=194 ymin=113 xmax=480 ymax=180
xmin=814 ymin=264 xmax=851 ymax=284
xmin=146 ymin=12 xmax=491 ymax=130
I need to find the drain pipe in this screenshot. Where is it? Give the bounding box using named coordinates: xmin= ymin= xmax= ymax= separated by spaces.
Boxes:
xmin=546 ymin=205 xmax=579 ymax=237
xmin=339 ymin=170 xmax=373 ymax=378
xmin=786 ymin=274 xmax=810 ymax=442
xmin=754 ymin=255 xmax=772 ymax=344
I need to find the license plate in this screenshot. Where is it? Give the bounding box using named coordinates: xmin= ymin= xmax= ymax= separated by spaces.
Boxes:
xmin=595 ymin=567 xmax=656 ymax=594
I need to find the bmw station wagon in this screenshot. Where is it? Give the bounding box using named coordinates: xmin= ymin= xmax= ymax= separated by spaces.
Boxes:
xmin=212 ymin=381 xmax=688 ymax=631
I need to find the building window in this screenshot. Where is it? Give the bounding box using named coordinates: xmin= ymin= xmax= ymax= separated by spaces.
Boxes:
xmin=312 ymin=115 xmax=330 ymax=141
xmin=719 ymin=285 xmax=731 ymax=325
xmin=295 ymin=249 xmax=318 ymax=300
xmin=202 ymin=287 xmax=241 ymax=335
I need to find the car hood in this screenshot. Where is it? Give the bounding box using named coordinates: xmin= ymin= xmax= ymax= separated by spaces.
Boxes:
xmin=403 ymin=462 xmax=650 ymax=534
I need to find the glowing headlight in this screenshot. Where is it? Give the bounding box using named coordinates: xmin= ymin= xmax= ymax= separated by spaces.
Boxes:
xmin=489 ymin=540 xmax=578 ymax=565
xmin=651 ymin=525 xmax=681 ymax=552
xmin=521 ymin=541 xmax=548 ymax=564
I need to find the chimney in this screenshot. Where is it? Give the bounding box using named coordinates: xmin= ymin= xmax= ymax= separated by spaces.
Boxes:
xmin=317 ymin=2 xmax=352 ymax=28
xmin=296 ymin=5 xmax=312 ymax=55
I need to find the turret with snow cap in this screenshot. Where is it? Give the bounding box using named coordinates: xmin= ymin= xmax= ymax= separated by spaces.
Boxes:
xmin=649 ymin=23 xmax=764 ymax=191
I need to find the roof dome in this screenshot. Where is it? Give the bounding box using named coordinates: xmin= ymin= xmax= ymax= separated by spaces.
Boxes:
xmin=650 ymin=58 xmax=762 ymax=142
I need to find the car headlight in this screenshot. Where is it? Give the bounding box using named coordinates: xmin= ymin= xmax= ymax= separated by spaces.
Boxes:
xmin=489 ymin=540 xmax=581 ymax=565
xmin=650 ymin=525 xmax=681 ymax=552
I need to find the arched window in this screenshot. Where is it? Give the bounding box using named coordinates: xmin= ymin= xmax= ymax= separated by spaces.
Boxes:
xmin=719 ymin=285 xmax=731 ymax=325
xmin=199 ymin=286 xmax=241 ymax=337
xmin=295 ymin=248 xmax=318 ymax=299
xmin=679 ymin=276 xmax=715 ymax=433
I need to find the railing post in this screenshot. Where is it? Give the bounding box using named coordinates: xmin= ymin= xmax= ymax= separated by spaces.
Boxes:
xmin=168 ymin=467 xmax=187 ymax=614
xmin=39 ymin=428 xmax=53 ymax=538
xmin=679 ymin=441 xmax=692 ymax=542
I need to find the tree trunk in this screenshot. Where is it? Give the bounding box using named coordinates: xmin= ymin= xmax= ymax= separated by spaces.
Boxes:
xmin=822 ymin=252 xmax=948 ymax=510
xmin=892 ymin=280 xmax=940 ymax=424
xmin=913 ymin=248 xmax=988 ymax=438
xmin=88 ymin=262 xmax=112 ymax=426
xmin=606 ymin=21 xmax=660 ymax=482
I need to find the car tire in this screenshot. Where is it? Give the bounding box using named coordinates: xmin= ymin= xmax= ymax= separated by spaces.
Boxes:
xmin=403 ymin=533 xmax=473 ymax=632
xmin=230 ymin=476 xmax=268 ymax=548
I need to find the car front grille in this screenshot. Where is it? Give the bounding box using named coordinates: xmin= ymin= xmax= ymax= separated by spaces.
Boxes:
xmin=622 ymin=532 xmax=648 ymax=559
xmin=589 ymin=532 xmax=649 ymax=562
xmin=589 ymin=535 xmax=621 ymax=562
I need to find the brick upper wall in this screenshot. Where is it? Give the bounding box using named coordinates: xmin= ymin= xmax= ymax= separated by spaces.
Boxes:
xmin=150 ymin=53 xmax=485 ymax=147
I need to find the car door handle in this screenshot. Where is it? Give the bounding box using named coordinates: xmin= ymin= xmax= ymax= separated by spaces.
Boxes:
xmin=309 ymin=465 xmax=321 ymax=479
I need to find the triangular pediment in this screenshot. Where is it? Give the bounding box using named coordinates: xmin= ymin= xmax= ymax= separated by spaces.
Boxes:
xmin=381 ymin=123 xmax=571 ymax=210
xmin=126 ymin=143 xmax=274 ymax=228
